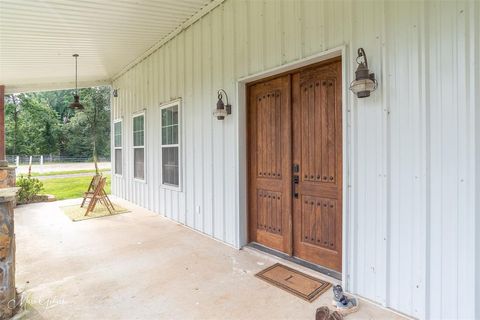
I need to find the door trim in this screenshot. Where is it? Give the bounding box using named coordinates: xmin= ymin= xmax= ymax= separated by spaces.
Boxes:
xmin=248 ymin=242 xmax=342 ymax=280
xmin=235 ymin=46 xmax=350 ymax=286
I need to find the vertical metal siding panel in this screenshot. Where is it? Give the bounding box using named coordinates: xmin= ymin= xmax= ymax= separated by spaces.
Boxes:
xmin=153 ymin=51 xmax=161 ymax=214
xmin=149 ymin=55 xmax=156 ymax=212
xmin=128 ymin=69 xmax=133 ymax=203
xmin=138 ymin=62 xmax=143 ymax=206
xmin=122 ymin=73 xmax=128 ymax=200
xmin=281 ymin=0 xmax=301 ymax=64
xmin=348 ymin=0 xmax=362 ymax=298
xmin=247 ymin=0 xmax=264 ymax=74
xmin=131 ymin=67 xmax=137 ymax=204
xmin=170 ymin=39 xmax=180 ymax=222
xmin=302 ymin=0 xmax=323 ymax=57
xmin=456 ymin=2 xmax=475 ymax=319
xmin=152 ymin=54 xmax=160 ymax=213
xmin=427 ymin=2 xmax=443 ymax=318
xmin=177 ymin=31 xmax=187 ymax=225
xmin=263 ymin=0 xmax=282 ymax=69
xmin=322 ymin=0 xmax=333 ymax=50
xmin=372 ymin=2 xmax=388 ymax=307
xmin=145 ymin=57 xmax=152 ymax=210
xmin=111 ymin=80 xmax=116 ymax=197
xmin=184 ymin=27 xmax=195 ymax=229
xmin=476 ymin=0 xmax=480 ymax=316
xmin=223 ymin=0 xmax=236 ymax=245
xmin=201 ymin=17 xmax=214 ymax=237
xmin=233 ymin=0 xmax=248 ymax=248
xmin=126 ymin=70 xmax=131 ymax=203
xmin=129 ymin=68 xmax=135 ymax=204
xmin=349 ymin=0 xmax=387 ymax=305
xmin=343 ymin=0 xmax=356 ymax=296
xmin=211 ymin=8 xmax=225 ymax=241
xmin=387 ymin=0 xmax=405 ymax=311
xmin=126 ymin=69 xmax=133 ymax=203
xmin=192 ymin=21 xmax=204 ymax=233
xmin=123 ymin=74 xmax=129 ymax=201
xmin=164 ymin=43 xmax=172 ymax=219
xmin=473 ymin=3 xmax=480 ymax=318
xmin=234 ymin=0 xmax=248 ymax=80
xmin=115 ymin=78 xmax=121 ymax=198
xmin=139 ymin=59 xmax=150 ymax=208
xmin=351 ymin=0 xmax=368 ymax=300
xmin=385 ymin=1 xmax=426 ymax=316
xmin=439 ymin=3 xmax=458 ymax=318
xmin=158 ymin=49 xmax=167 ymax=215
xmin=326 ymin=1 xmax=344 ymax=51
xmin=410 ymin=2 xmax=427 ymax=317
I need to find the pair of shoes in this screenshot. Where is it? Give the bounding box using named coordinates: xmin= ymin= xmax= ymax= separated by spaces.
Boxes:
xmin=315 ymin=306 xmax=343 ymax=320
xmin=331 ymin=285 xmax=360 ymax=315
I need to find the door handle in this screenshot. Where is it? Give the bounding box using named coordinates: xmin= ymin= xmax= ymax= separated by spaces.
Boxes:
xmin=292 ymin=175 xmax=299 ymax=198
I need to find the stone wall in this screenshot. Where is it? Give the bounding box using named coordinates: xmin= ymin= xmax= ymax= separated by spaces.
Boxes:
xmin=0 ymin=188 xmax=19 ymax=319
xmin=0 ymin=167 xmax=15 ymax=189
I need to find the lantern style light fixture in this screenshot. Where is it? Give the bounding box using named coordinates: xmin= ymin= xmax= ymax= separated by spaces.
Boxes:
xmin=69 ymin=54 xmax=84 ymax=110
xmin=349 ymin=48 xmax=377 ymax=98
xmin=213 ymin=89 xmax=232 ymax=120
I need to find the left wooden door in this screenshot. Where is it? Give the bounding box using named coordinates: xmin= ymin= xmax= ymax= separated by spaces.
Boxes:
xmin=248 ymin=75 xmax=292 ymax=254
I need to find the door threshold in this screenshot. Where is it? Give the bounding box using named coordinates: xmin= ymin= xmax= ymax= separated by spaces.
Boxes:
xmin=246 ymin=242 xmax=342 ymax=280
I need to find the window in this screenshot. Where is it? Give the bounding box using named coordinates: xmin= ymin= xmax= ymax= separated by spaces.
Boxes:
xmin=114 ymin=120 xmax=122 ymax=175
xmin=161 ymin=100 xmax=181 ymax=189
xmin=133 ymin=113 xmax=145 ymax=180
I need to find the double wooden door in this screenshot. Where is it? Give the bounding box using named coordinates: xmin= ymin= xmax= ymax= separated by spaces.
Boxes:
xmin=248 ymin=58 xmax=342 ymax=272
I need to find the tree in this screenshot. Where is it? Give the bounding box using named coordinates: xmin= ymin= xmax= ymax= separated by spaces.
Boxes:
xmin=4 ymin=86 xmax=111 ymax=163
xmin=5 ymin=95 xmax=61 ymax=155
xmin=61 ymin=87 xmax=111 ymax=167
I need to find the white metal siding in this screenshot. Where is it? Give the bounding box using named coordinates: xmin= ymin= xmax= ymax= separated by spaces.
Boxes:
xmin=111 ymin=1 xmax=480 ymax=318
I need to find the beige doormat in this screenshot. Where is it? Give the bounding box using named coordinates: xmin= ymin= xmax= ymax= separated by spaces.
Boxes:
xmin=60 ymin=204 xmax=129 ymax=221
xmin=255 ymin=263 xmax=331 ymax=302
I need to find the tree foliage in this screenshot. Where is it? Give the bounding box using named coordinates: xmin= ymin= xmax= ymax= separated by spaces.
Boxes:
xmin=4 ymin=86 xmax=111 ymax=158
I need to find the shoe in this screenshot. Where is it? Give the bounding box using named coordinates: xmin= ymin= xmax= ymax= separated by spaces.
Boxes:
xmin=316 ymin=306 xmax=330 ymax=320
xmin=315 ymin=306 xmax=344 ymax=320
xmin=332 ymin=285 xmax=344 ymax=302
xmin=330 ymin=285 xmax=359 ymax=315
xmin=334 ymin=296 xmax=359 ymax=315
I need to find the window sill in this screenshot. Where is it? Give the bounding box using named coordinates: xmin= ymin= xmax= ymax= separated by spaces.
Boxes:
xmin=133 ymin=178 xmax=147 ymax=184
xmin=160 ymin=184 xmax=182 ymax=192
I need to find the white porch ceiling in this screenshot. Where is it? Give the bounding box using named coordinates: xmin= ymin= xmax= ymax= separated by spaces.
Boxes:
xmin=0 ymin=0 xmax=218 ymax=94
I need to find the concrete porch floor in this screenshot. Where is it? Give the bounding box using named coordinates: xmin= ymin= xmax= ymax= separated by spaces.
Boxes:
xmin=15 ymin=198 xmax=407 ymax=320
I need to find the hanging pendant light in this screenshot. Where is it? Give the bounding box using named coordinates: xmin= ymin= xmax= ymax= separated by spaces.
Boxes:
xmin=69 ymin=54 xmax=84 ymax=110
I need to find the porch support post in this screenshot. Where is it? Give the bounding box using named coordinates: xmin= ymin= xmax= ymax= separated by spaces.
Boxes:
xmin=0 ymin=86 xmax=6 ymax=167
xmin=0 ymin=187 xmax=19 ymax=319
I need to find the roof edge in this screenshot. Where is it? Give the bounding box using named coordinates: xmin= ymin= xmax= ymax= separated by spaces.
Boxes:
xmin=4 ymin=79 xmax=112 ymax=95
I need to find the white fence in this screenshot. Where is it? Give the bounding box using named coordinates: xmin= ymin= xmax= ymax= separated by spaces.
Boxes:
xmin=7 ymin=155 xmax=110 ymax=166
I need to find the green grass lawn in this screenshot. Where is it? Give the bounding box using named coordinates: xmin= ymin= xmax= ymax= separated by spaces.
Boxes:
xmin=27 ymin=168 xmax=110 ymax=177
xmin=40 ymin=175 xmax=111 ymax=200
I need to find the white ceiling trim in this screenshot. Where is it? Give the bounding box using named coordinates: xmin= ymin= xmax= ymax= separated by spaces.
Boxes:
xmin=4 ymin=80 xmax=112 ymax=95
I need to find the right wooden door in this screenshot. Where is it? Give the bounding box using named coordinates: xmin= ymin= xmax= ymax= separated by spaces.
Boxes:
xmin=291 ymin=59 xmax=342 ymax=272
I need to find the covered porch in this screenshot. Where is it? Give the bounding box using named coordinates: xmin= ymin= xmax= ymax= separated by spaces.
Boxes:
xmin=16 ymin=199 xmax=404 ymax=319
xmin=2 ymin=0 xmax=480 ymax=319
